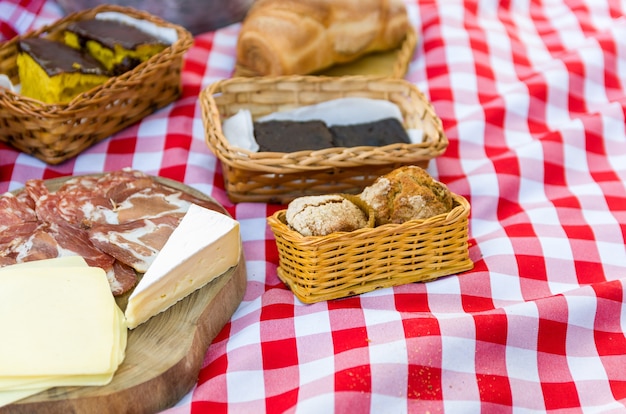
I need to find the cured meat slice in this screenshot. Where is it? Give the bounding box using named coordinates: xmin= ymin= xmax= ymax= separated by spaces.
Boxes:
xmin=23 ymin=169 xmax=149 ymax=228
xmin=107 ymin=178 xmax=191 ymax=224
xmin=25 ymin=177 xmax=114 ymax=228
xmin=105 ymin=174 xmax=224 ymax=224
xmin=12 ymin=223 xmax=61 ymax=263
xmin=0 ymin=222 xmax=41 ymax=265
xmin=89 ymin=215 xmax=181 ymax=273
xmin=52 ymin=222 xmax=137 ymax=295
xmin=23 ymin=178 xmax=49 ymax=203
xmin=52 ymin=222 xmax=116 ymax=270
xmin=0 ymin=191 xmax=39 ymax=266
xmin=110 ymin=260 xmax=140 ymax=296
xmin=0 ymin=192 xmax=37 ymax=232
xmin=0 ymin=257 xmax=16 ymax=267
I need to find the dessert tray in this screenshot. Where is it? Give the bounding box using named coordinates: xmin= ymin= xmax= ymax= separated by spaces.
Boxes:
xmin=1 ymin=176 xmax=246 ymax=414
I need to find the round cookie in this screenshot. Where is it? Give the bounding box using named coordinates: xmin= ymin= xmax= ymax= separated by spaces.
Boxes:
xmin=359 ymin=165 xmax=453 ymax=225
xmin=286 ymin=194 xmax=369 ymax=236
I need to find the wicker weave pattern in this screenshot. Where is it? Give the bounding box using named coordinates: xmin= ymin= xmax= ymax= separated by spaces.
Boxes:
xmin=267 ymin=193 xmax=473 ymax=303
xmin=201 ymin=75 xmax=448 ymax=203
xmin=0 ymin=5 xmax=193 ymax=164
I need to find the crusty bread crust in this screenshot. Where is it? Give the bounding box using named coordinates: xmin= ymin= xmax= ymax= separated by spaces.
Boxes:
xmin=286 ymin=194 xmax=369 ymax=236
xmin=236 ymin=0 xmax=409 ymax=76
xmin=359 ymin=165 xmax=453 ymax=225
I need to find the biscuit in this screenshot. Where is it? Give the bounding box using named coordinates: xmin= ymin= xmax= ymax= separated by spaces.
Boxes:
xmin=286 ymin=194 xmax=369 ymax=236
xmin=359 ymin=165 xmax=453 ymax=225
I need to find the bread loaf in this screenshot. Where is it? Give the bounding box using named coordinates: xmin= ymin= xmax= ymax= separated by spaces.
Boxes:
xmin=286 ymin=194 xmax=370 ymax=236
xmin=359 ymin=165 xmax=453 ymax=225
xmin=235 ymin=0 xmax=409 ymax=76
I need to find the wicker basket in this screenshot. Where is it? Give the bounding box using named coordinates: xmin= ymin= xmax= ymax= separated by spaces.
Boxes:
xmin=0 ymin=5 xmax=193 ymax=165
xmin=267 ymin=193 xmax=474 ymax=303
xmin=200 ymin=75 xmax=448 ymax=203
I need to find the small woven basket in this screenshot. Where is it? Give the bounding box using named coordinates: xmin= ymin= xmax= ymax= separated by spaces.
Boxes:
xmin=267 ymin=193 xmax=474 ymax=303
xmin=200 ymin=75 xmax=448 ymax=204
xmin=0 ymin=5 xmax=193 ymax=165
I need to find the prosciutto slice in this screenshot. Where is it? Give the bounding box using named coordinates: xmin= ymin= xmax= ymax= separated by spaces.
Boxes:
xmin=0 ymin=192 xmax=40 ymax=267
xmin=89 ymin=215 xmax=181 ymax=273
xmin=104 ymin=172 xmax=224 ymax=224
xmin=0 ymin=191 xmax=37 ymax=231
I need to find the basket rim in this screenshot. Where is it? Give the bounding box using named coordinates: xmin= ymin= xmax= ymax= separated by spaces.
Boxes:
xmin=200 ymin=75 xmax=449 ymax=174
xmin=268 ymin=192 xmax=471 ymax=245
xmin=0 ymin=4 xmax=193 ymax=113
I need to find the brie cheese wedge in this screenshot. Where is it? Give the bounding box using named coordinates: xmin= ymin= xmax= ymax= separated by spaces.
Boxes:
xmin=124 ymin=203 xmax=241 ymax=329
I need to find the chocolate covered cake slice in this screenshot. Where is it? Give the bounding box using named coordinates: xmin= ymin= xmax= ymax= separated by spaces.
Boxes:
xmin=64 ymin=18 xmax=168 ymax=75
xmin=17 ymin=37 xmax=110 ymax=104
xmin=330 ymin=117 xmax=411 ymax=147
xmin=253 ymin=120 xmax=334 ymax=152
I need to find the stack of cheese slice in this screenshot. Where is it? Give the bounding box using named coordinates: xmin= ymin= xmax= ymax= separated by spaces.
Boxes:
xmin=0 ymin=256 xmax=127 ymax=407
xmin=125 ymin=203 xmax=241 ymax=329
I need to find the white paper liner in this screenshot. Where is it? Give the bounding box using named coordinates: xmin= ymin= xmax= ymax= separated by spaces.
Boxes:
xmin=222 ymin=109 xmax=258 ymax=152
xmin=222 ymin=98 xmax=424 ymax=152
xmin=95 ymin=12 xmax=178 ymax=45
xmin=0 ymin=75 xmax=14 ymax=92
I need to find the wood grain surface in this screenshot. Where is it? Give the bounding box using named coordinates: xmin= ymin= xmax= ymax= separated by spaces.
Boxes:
xmin=1 ymin=176 xmax=247 ymax=414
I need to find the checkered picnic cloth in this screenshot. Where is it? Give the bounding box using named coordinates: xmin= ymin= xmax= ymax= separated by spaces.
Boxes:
xmin=2 ymin=0 xmax=626 ymax=412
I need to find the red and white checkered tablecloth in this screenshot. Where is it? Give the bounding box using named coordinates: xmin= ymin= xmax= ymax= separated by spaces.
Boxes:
xmin=2 ymin=0 xmax=626 ymax=412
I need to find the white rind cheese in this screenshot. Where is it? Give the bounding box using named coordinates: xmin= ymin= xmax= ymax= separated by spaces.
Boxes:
xmin=124 ymin=203 xmax=241 ymax=329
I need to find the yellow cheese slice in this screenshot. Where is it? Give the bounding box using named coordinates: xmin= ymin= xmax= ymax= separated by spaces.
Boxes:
xmin=0 ymin=255 xmax=128 ymax=408
xmin=0 ymin=306 xmax=126 ymax=391
xmin=0 ymin=373 xmax=115 ymax=393
xmin=0 ymin=387 xmax=48 ymax=407
xmin=0 ymin=266 xmax=124 ymax=377
xmin=125 ymin=203 xmax=241 ymax=329
xmin=0 ymin=255 xmax=88 ymax=272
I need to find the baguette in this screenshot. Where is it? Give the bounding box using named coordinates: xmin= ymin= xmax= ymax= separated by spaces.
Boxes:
xmin=235 ymin=0 xmax=409 ymax=76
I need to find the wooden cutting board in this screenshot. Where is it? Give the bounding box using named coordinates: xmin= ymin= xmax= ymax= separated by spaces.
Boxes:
xmin=1 ymin=176 xmax=247 ymax=414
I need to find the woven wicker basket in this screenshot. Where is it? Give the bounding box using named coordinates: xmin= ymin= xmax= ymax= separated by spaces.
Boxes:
xmin=0 ymin=5 xmax=193 ymax=165
xmin=267 ymin=192 xmax=473 ymax=304
xmin=200 ymin=75 xmax=448 ymax=203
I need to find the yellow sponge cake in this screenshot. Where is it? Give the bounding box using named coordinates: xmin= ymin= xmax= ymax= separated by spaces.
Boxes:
xmin=17 ymin=37 xmax=110 ymax=104
xmin=64 ymin=19 xmax=168 ymax=75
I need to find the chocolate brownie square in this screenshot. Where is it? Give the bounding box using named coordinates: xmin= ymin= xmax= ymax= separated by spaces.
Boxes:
xmin=330 ymin=118 xmax=411 ymax=147
xmin=253 ymin=120 xmax=334 ymax=152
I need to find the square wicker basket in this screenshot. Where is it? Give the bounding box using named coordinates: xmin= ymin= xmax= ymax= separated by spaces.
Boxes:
xmin=0 ymin=5 xmax=193 ymax=165
xmin=267 ymin=192 xmax=474 ymax=304
xmin=200 ymin=75 xmax=448 ymax=204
